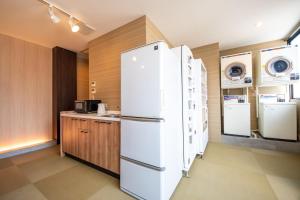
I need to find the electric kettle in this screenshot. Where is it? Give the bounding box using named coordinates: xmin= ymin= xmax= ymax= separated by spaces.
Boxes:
xmin=97 ymin=103 xmax=106 ymax=115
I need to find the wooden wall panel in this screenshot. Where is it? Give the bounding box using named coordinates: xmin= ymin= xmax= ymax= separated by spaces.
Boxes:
xmin=220 ymin=40 xmax=286 ymax=130
xmin=192 ymin=43 xmax=221 ymax=142
xmin=89 ymin=16 xmax=147 ymax=109
xmin=77 ymin=55 xmax=89 ymax=100
xmin=145 ymin=17 xmax=173 ymax=47
xmin=0 ymin=33 xmax=52 ymax=152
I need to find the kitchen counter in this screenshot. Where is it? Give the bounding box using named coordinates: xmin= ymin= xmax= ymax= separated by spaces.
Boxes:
xmin=60 ymin=110 xmax=121 ymax=175
xmin=60 ymin=110 xmax=120 ymax=121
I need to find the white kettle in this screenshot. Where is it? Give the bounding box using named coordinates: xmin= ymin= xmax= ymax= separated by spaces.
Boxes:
xmin=97 ymin=103 xmax=106 ymax=115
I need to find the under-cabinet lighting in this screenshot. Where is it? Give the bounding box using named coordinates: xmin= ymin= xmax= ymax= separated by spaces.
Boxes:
xmin=0 ymin=139 xmax=51 ymax=154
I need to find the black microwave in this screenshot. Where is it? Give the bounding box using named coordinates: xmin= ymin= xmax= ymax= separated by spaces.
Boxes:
xmin=74 ymin=100 xmax=101 ymax=113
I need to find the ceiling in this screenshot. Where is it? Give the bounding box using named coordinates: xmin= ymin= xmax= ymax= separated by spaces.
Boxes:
xmin=0 ymin=0 xmax=299 ymax=52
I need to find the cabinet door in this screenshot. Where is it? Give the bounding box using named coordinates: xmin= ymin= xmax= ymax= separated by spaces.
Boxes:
xmin=89 ymin=120 xmax=120 ymax=174
xmin=89 ymin=120 xmax=98 ymax=165
xmin=89 ymin=120 xmax=109 ymax=169
xmin=108 ymin=122 xmax=120 ymax=174
xmin=62 ymin=117 xmax=72 ymax=153
xmin=78 ymin=118 xmax=90 ymax=161
xmin=62 ymin=117 xmax=79 ymax=156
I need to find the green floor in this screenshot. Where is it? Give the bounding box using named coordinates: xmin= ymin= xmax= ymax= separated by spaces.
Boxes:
xmin=0 ymin=142 xmax=299 ymax=200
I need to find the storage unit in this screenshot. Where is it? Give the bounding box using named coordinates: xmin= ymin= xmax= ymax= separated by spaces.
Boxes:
xmin=172 ymin=45 xmax=197 ymax=173
xmin=194 ymin=59 xmax=208 ymax=156
xmin=221 ymin=52 xmax=253 ymax=89
xmin=53 ymin=47 xmax=77 ymax=143
xmin=259 ymin=102 xmax=297 ymax=140
xmin=61 ymin=115 xmax=121 ymax=174
xmin=224 ymin=103 xmax=251 ymax=137
xmin=257 ymin=45 xmax=300 ymax=86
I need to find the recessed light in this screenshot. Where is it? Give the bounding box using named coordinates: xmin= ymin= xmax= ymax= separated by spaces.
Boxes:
xmin=256 ymin=21 xmax=263 ymax=28
xmin=132 ymin=56 xmax=137 ymax=62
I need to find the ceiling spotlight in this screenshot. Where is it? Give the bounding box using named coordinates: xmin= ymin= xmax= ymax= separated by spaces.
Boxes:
xmin=256 ymin=21 xmax=263 ymax=28
xmin=48 ymin=5 xmax=60 ymax=23
xmin=69 ymin=16 xmax=80 ymax=32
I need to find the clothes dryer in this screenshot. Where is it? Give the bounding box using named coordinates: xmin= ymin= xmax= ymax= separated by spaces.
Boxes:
xmin=221 ymin=52 xmax=252 ymax=89
xmin=257 ymin=45 xmax=300 ymax=86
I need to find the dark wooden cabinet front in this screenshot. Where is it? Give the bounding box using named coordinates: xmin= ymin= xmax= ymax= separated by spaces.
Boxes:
xmin=53 ymin=47 xmax=77 ymax=143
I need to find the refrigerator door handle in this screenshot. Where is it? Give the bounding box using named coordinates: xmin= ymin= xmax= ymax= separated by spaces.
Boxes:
xmin=121 ymin=156 xmax=166 ymax=171
xmin=121 ymin=116 xmax=165 ymax=123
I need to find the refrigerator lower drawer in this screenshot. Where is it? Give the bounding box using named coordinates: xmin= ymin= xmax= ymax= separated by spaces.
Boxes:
xmin=121 ymin=119 xmax=164 ymax=167
xmin=120 ymin=158 xmax=165 ymax=200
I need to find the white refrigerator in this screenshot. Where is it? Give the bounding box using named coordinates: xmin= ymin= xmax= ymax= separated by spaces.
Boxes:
xmin=120 ymin=41 xmax=183 ymax=200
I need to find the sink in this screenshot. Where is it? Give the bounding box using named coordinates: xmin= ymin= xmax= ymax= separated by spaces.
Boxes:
xmin=100 ymin=114 xmax=121 ymax=118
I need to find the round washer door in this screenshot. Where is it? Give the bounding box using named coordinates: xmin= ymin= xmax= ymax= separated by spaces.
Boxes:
xmin=225 ymin=62 xmax=246 ymax=80
xmin=266 ymin=56 xmax=293 ymax=77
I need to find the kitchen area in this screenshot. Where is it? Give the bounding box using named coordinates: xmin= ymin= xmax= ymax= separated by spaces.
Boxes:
xmin=58 ymin=40 xmax=207 ymax=199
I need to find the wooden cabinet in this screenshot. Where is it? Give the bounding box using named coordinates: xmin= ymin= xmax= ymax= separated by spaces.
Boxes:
xmin=61 ymin=116 xmax=120 ymax=174
xmin=77 ymin=119 xmax=90 ymax=161
xmin=62 ymin=117 xmax=90 ymax=161
xmin=53 ymin=47 xmax=77 ymax=143
xmin=107 ymin=121 xmax=120 ymax=174
xmin=90 ymin=120 xmax=108 ymax=169
xmin=90 ymin=120 xmax=120 ymax=174
xmin=62 ymin=117 xmax=79 ymax=156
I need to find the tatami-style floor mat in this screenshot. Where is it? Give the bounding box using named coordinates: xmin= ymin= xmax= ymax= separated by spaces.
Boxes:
xmin=0 ymin=143 xmax=299 ymax=200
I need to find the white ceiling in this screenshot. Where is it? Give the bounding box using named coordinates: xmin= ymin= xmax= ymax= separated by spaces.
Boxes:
xmin=0 ymin=0 xmax=299 ymax=52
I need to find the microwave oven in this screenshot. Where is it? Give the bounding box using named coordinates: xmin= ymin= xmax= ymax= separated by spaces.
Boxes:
xmin=74 ymin=100 xmax=101 ymax=113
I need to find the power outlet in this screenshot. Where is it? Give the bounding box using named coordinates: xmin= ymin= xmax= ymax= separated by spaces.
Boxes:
xmin=91 ymin=81 xmax=96 ymax=87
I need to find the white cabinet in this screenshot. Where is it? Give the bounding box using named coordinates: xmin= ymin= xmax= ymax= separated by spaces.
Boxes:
xmin=224 ymin=103 xmax=251 ymax=136
xmin=259 ymin=103 xmax=297 ymax=140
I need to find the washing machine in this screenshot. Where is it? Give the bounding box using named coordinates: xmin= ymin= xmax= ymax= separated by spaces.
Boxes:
xmin=259 ymin=102 xmax=297 ymax=140
xmin=221 ymin=52 xmax=253 ymax=89
xmin=257 ymin=45 xmax=300 ymax=86
xmin=223 ymin=95 xmax=251 ymax=136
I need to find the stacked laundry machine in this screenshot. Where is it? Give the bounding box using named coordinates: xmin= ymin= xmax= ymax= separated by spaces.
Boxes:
xmin=256 ymin=45 xmax=299 ymax=140
xmin=257 ymin=46 xmax=300 ymax=86
xmin=221 ymin=52 xmax=253 ymax=89
xmin=221 ymin=52 xmax=252 ymax=136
